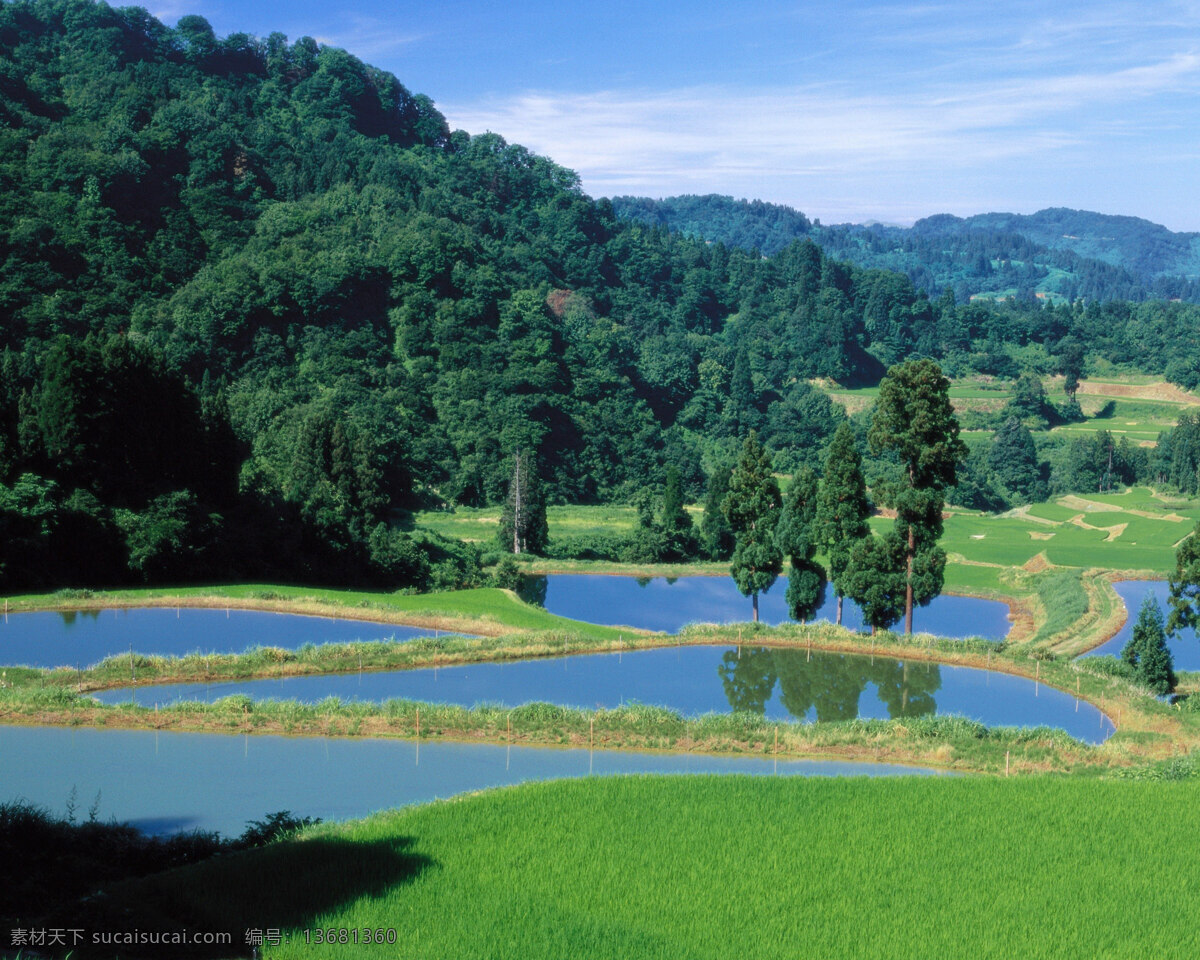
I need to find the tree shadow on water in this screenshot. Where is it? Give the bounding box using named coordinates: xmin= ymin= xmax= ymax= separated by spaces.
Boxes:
xmin=64 ymin=834 xmax=434 ymax=959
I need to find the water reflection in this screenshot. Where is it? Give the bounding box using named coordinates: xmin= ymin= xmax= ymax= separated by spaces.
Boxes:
xmin=720 ymin=647 xmax=941 ymax=722
xmin=96 ymin=644 xmax=1111 ymax=743
xmin=515 ymin=575 xmax=548 ymax=608
xmin=538 ymin=574 xmax=1012 ymax=639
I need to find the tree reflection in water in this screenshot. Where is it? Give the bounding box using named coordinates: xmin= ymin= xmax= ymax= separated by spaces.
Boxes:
xmin=719 ymin=647 xmax=941 ymax=721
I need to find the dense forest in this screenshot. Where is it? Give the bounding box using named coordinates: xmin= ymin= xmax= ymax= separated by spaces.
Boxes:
xmin=612 ymin=196 xmax=1200 ymax=304
xmin=3 ymin=1 xmax=1200 ymax=594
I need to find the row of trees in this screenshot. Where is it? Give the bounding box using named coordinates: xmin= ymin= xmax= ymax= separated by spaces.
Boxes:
xmin=721 ymin=360 xmax=964 ymax=633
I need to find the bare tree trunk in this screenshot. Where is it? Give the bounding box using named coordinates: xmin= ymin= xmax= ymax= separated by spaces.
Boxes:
xmin=512 ymin=453 xmax=522 ymax=555
xmin=752 ymin=592 xmax=759 ymax=623
xmin=904 ymin=523 xmax=914 ymax=635
xmin=836 ymin=594 xmax=843 ymax=625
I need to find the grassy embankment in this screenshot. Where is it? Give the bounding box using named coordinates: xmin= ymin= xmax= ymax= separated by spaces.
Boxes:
xmin=0 ymin=584 xmax=627 ymax=642
xmin=75 ymin=775 xmax=1200 ymax=960
xmin=4 ymin=612 xmax=1197 ymax=776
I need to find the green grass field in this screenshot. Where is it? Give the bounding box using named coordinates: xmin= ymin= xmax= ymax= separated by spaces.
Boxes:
xmin=412 ymin=483 xmax=1200 ymax=586
xmin=940 ymin=490 xmax=1200 ymax=573
xmin=3 ymin=584 xmax=628 ymax=642
xmin=94 ymin=775 xmax=1200 ymax=960
xmin=416 ymin=504 xmax=656 ymax=544
xmin=825 ymin=373 xmax=1200 ymax=445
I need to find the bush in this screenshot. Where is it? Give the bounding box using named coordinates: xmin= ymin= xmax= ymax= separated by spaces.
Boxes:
xmin=236 ymin=810 xmax=322 ymax=848
xmin=545 ymin=534 xmax=628 ymax=562
xmin=1079 ymin=655 xmax=1137 ymax=680
xmin=491 ymin=556 xmax=523 ymax=591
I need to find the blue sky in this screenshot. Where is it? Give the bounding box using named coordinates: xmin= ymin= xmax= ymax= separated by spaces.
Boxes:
xmin=153 ymin=1 xmax=1200 ymax=230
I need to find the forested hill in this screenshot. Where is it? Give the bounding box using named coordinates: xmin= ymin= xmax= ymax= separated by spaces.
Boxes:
xmin=4 ymin=1 xmax=1200 ymax=595
xmin=611 ymin=196 xmax=1200 ymax=303
xmin=0 ymin=0 xmax=947 ymax=591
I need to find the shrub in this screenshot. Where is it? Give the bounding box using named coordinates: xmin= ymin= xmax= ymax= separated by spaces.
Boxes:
xmin=236 ymin=810 xmax=322 ymax=848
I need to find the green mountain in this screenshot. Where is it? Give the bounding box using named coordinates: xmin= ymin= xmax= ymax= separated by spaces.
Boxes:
xmin=611 ymin=196 xmax=1200 ymax=303
xmin=0 ymin=0 xmax=936 ymax=591
xmin=5 ymin=1 xmax=1200 ymax=594
xmin=940 ymin=208 xmax=1200 ymax=278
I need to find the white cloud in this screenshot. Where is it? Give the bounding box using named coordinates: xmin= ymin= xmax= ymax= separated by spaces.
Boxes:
xmin=313 ymin=16 xmax=426 ymax=60
xmin=441 ymin=48 xmax=1200 ymax=222
xmin=148 ymin=1 xmax=204 ymax=22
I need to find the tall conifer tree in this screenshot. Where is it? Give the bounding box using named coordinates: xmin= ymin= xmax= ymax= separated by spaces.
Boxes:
xmin=868 ymin=360 xmax=965 ymax=634
xmin=775 ymin=466 xmax=825 ymax=623
xmin=815 ymin=422 xmax=871 ymax=625
xmin=498 ymin=450 xmax=548 ymax=555
xmin=722 ymin=431 xmax=782 ymax=622
xmin=700 ymin=465 xmax=736 ymax=560
xmin=1123 ymin=594 xmax=1176 ymax=695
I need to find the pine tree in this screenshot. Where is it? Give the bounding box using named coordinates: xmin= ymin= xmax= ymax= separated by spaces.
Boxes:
xmin=722 ymin=431 xmax=782 ymax=622
xmin=1123 ymin=594 xmax=1176 ymax=695
xmin=775 ymin=466 xmax=826 ymax=623
xmin=1168 ymin=521 xmax=1200 ymax=635
xmin=989 ymin=417 xmax=1046 ymax=504
xmin=659 ymin=465 xmax=699 ymax=561
xmin=700 ymin=464 xmax=736 ymax=560
xmin=815 ymin=422 xmax=871 ymax=624
xmin=841 ymin=532 xmax=907 ymax=633
xmin=868 ymin=359 xmax=966 ymax=634
xmin=498 ymin=450 xmax=548 ymax=555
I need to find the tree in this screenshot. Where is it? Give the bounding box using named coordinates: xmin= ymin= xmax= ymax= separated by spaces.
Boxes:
xmin=868 ymin=359 xmax=966 ymax=634
xmin=815 ymin=422 xmax=871 ymax=624
xmin=1123 ymin=594 xmax=1176 ymax=695
xmin=722 ymin=432 xmax=782 ymax=622
xmin=840 ymin=532 xmax=907 ymax=633
xmin=659 ymin=465 xmax=700 ymax=561
xmin=1057 ymin=337 xmax=1085 ymax=401
xmin=700 ymin=464 xmax=736 ymax=560
xmin=1006 ymin=372 xmax=1049 ymax=427
xmin=1168 ymin=521 xmax=1200 ymax=636
xmin=775 ymin=466 xmax=826 ymax=623
xmin=988 ymin=417 xmax=1047 ymax=504
xmin=498 ymin=450 xmax=548 ymax=555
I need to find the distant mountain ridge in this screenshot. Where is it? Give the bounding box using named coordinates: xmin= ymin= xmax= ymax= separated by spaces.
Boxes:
xmin=911 ymin=208 xmax=1200 ymax=278
xmin=610 ymin=196 xmax=1200 ymax=303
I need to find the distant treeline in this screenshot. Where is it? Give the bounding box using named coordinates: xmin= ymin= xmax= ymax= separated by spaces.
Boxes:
xmin=611 ymin=195 xmax=1200 ymax=304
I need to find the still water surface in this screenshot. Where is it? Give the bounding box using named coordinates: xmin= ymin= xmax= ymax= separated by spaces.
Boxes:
xmin=95 ymin=645 xmax=1113 ymax=744
xmin=538 ymin=575 xmax=1012 ymax=638
xmin=0 ymin=576 xmax=1012 ymax=671
xmin=0 ymin=726 xmax=946 ymax=836
xmin=1081 ymin=580 xmax=1200 ymax=670
xmin=0 ymin=608 xmax=442 ymax=668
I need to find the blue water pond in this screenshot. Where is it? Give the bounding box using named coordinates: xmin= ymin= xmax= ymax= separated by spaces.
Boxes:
xmin=0 ymin=726 xmax=947 ymax=836
xmin=96 ymin=644 xmax=1112 ymax=744
xmin=538 ymin=574 xmax=1012 ymax=638
xmin=1080 ymin=580 xmax=1200 ymax=671
xmin=0 ymin=607 xmax=445 ymax=669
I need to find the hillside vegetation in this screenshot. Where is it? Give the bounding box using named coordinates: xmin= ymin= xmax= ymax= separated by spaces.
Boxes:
xmin=612 ymin=195 xmax=1200 ymax=303
xmin=5 ymin=1 xmax=1200 ymax=600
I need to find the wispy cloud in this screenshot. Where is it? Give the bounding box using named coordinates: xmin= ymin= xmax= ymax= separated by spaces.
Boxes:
xmin=314 ymin=15 xmax=426 ymax=60
xmin=147 ymin=0 xmax=204 ymax=22
xmin=442 ymin=47 xmax=1200 ymax=221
